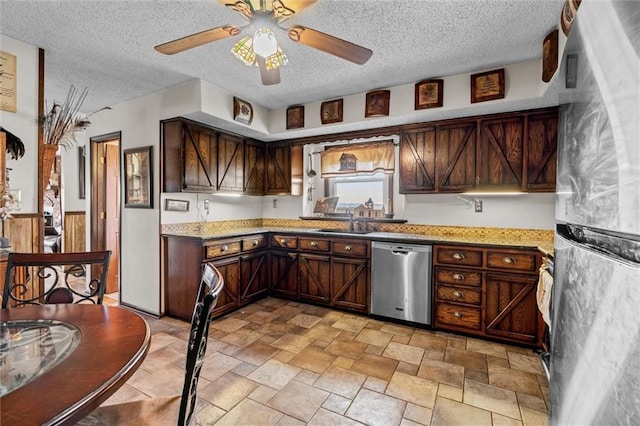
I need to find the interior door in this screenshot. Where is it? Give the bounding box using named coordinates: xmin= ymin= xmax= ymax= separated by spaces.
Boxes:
xmin=91 ymin=133 xmax=121 ymax=295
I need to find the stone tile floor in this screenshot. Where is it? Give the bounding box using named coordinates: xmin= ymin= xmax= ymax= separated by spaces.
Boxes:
xmin=101 ymin=297 xmax=549 ymax=425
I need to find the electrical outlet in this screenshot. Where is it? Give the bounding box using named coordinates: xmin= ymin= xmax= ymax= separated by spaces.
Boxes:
xmin=203 ymin=199 xmax=210 ymax=215
xmin=273 ymin=199 xmax=279 ymax=208
xmin=474 ymin=199 xmax=483 ymax=213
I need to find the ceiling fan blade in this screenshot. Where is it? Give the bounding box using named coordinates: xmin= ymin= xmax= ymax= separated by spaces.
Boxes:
xmin=257 ymin=56 xmax=281 ymax=85
xmin=287 ymin=25 xmax=372 ymax=65
xmin=155 ymin=25 xmax=241 ymax=55
xmin=217 ymin=0 xmax=255 ymax=21
xmin=273 ymin=0 xmax=317 ymax=23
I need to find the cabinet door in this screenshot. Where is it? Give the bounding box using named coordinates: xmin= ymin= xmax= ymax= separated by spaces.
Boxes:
xmin=265 ymin=144 xmax=292 ymax=194
xmin=485 ymin=272 xmax=540 ymax=344
xmin=299 ymin=253 xmax=331 ymax=304
xmin=436 ymin=121 xmax=477 ymax=192
xmin=210 ymin=257 xmax=240 ymax=317
xmin=477 ymin=116 xmax=525 ymax=189
xmin=162 ymin=119 xmax=183 ymax=193
xmin=183 ymin=123 xmax=217 ymax=192
xmin=399 ymin=126 xmax=436 ymax=193
xmin=244 ymin=139 xmax=265 ymax=195
xmin=526 ymin=110 xmax=558 ymax=191
xmin=268 ymin=250 xmax=298 ymax=299
xmin=239 ymin=250 xmax=268 ymax=304
xmin=331 ymin=257 xmax=369 ymax=313
xmin=217 ymin=132 xmax=244 ymax=192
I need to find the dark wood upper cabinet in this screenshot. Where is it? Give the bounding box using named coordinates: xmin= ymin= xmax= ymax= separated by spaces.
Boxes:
xmin=436 ymin=121 xmax=477 ymax=192
xmin=399 ymin=107 xmax=557 ymax=194
xmin=217 ymin=132 xmax=244 ymax=192
xmin=264 ymin=143 xmax=303 ymax=196
xmin=244 ymin=139 xmax=265 ymax=195
xmin=476 ymin=115 xmax=524 ymax=189
xmin=182 ymin=123 xmax=218 ymax=192
xmin=399 ymin=126 xmax=437 ymax=193
xmin=526 ymin=109 xmax=558 ymax=191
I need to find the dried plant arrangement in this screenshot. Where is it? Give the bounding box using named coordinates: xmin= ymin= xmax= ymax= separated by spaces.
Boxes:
xmin=42 ymin=85 xmax=91 ymax=149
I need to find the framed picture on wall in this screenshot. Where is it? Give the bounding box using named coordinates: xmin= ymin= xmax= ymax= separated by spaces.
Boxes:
xmin=286 ymin=105 xmax=304 ymax=129
xmin=124 ymin=146 xmax=153 ymax=208
xmin=233 ymin=96 xmax=253 ymax=125
xmin=470 ymin=68 xmax=505 ymax=103
xmin=415 ymin=79 xmax=443 ymax=109
xmin=320 ymin=99 xmax=343 ymax=124
xmin=365 ymin=90 xmax=390 ymax=117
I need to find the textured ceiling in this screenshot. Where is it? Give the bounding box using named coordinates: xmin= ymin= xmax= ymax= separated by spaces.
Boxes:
xmin=0 ymin=0 xmax=564 ymax=125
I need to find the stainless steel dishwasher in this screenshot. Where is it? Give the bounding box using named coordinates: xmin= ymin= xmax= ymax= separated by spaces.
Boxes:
xmin=371 ymin=241 xmax=432 ymax=325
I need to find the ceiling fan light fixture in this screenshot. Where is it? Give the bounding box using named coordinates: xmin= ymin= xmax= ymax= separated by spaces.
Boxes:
xmin=265 ymin=46 xmax=288 ymax=70
xmin=252 ymin=27 xmax=278 ymax=58
xmin=231 ymin=36 xmax=256 ymax=66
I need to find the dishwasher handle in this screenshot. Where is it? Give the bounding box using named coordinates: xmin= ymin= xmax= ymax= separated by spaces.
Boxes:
xmin=392 ymin=250 xmax=410 ymax=255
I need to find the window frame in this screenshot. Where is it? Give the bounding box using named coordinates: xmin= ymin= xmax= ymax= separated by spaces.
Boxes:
xmin=324 ymin=172 xmax=392 ymax=213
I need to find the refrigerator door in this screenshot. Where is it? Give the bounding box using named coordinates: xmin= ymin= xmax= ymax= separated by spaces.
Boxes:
xmin=550 ymin=233 xmax=640 ymax=425
xmin=556 ymin=0 xmax=640 ymax=236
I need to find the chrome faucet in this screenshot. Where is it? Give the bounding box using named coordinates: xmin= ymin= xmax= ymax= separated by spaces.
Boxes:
xmin=346 ymin=208 xmax=354 ymax=231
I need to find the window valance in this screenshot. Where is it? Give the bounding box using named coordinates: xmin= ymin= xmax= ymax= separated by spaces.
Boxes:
xmin=320 ymin=141 xmax=395 ymax=177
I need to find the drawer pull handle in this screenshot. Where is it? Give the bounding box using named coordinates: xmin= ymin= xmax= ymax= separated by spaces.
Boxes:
xmin=280 ymin=239 xmax=287 ymax=245
xmin=253 ymin=240 xmax=259 ymax=246
xmin=310 ymin=241 xmax=317 ymax=247
xmin=345 ymin=245 xmax=352 ymax=251
xmin=454 ymin=311 xmax=463 ymax=318
xmin=221 ymin=245 xmax=228 ymax=252
xmin=503 ymin=257 xmax=516 ymax=264
xmin=452 ymin=253 xmax=465 ymax=260
xmin=453 ymin=291 xmax=463 ymax=298
xmin=452 ymin=273 xmax=465 ymax=281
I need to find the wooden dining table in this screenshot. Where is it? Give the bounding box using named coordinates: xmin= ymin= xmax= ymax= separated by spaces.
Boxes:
xmin=0 ymin=304 xmax=151 ymax=425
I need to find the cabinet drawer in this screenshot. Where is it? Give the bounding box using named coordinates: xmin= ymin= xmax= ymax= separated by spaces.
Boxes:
xmin=332 ymin=240 xmax=369 ymax=257
xmin=435 ymin=267 xmax=481 ymax=287
xmin=271 ymin=235 xmax=298 ymax=249
xmin=436 ymin=303 xmax=481 ymax=330
xmin=299 ymin=237 xmax=331 ymax=252
xmin=204 ymin=240 xmax=241 ymax=259
xmin=436 ymin=285 xmax=481 ymax=305
xmin=436 ymin=247 xmax=483 ymax=267
xmin=242 ymin=235 xmax=267 ymax=252
xmin=487 ymin=250 xmax=538 ymax=272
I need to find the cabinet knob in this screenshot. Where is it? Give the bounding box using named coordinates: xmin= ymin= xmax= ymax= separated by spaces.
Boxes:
xmin=503 ymin=257 xmax=516 ymax=264
xmin=452 ymin=252 xmax=465 ymax=260
xmin=454 ymin=311 xmax=463 ymax=318
xmin=310 ymin=241 xmax=317 ymax=247
xmin=453 ymin=291 xmax=463 ymax=298
xmin=221 ymin=245 xmax=228 ymax=252
xmin=345 ymin=245 xmax=352 ymax=251
xmin=280 ymin=239 xmax=287 ymax=245
xmin=452 ymin=273 xmax=465 ymax=281
xmin=253 ymin=240 xmax=259 ymax=246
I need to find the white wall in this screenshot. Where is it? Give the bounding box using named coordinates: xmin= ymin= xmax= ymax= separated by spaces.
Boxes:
xmin=0 ymin=35 xmax=39 ymax=213
xmin=86 ymin=80 xmax=202 ymax=315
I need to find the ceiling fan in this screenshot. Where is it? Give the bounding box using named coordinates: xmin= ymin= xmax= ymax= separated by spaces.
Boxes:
xmin=154 ymin=0 xmax=373 ymax=85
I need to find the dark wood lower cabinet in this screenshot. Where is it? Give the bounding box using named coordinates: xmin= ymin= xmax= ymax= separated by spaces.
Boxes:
xmin=211 ymin=257 xmax=241 ymax=317
xmin=269 ymin=249 xmax=299 ymax=299
xmin=299 ymin=253 xmax=331 ymax=304
xmin=331 ymin=256 xmax=369 ymax=313
xmin=433 ymin=244 xmax=544 ymax=348
xmin=485 ymin=273 xmax=540 ymax=344
xmin=239 ymin=250 xmax=268 ymax=303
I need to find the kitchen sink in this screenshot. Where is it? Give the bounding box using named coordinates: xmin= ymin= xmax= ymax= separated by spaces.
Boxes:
xmin=317 ymin=228 xmax=371 ymax=235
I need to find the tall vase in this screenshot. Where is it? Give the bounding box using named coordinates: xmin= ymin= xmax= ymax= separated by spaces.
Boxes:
xmin=41 ymin=144 xmax=59 ymax=191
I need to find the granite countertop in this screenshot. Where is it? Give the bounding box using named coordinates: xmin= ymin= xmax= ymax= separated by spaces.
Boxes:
xmin=162 ymin=227 xmax=554 ymax=255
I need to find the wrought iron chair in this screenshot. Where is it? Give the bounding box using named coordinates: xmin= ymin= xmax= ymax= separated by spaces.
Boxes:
xmin=1 ymin=251 xmax=112 ymax=308
xmin=79 ymin=262 xmax=224 ymax=426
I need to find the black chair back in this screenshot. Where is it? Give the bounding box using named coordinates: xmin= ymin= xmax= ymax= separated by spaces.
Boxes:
xmin=178 ymin=262 xmax=224 ymax=426
xmin=2 ymin=251 xmax=112 ymax=308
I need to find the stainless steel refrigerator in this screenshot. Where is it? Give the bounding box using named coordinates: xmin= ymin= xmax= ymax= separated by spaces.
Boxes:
xmin=551 ymin=0 xmax=640 ymax=424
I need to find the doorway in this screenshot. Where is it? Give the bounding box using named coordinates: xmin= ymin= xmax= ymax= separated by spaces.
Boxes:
xmin=90 ymin=132 xmax=121 ymax=296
